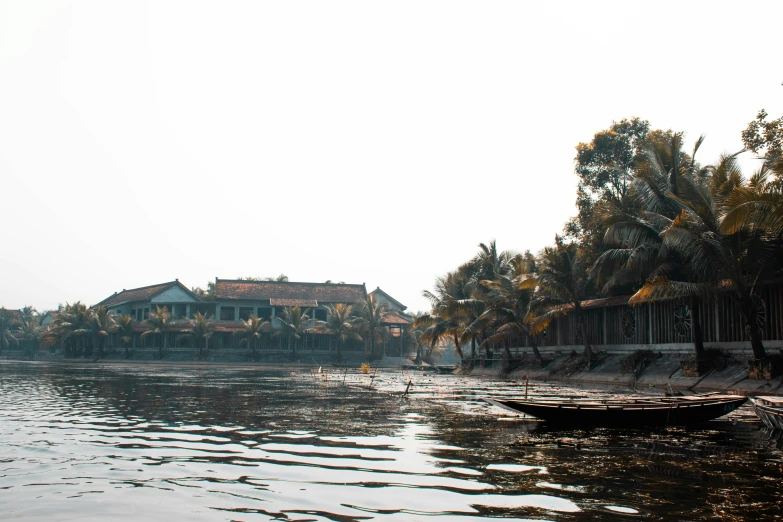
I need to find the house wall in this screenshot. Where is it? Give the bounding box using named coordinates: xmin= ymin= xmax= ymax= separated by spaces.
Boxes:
xmin=507 ymin=281 xmax=783 ymax=355
xmin=370 ymin=291 xmax=404 ymax=312
xmin=150 ymin=286 xmax=200 ymax=304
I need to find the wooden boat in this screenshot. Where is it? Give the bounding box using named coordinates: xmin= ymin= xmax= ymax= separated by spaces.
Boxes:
xmin=750 ymin=396 xmax=783 ymax=430
xmin=483 ymin=394 xmax=747 ymax=428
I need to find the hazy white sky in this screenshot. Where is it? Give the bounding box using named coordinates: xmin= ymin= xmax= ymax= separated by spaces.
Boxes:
xmin=1 ymin=1 xmax=781 ymax=313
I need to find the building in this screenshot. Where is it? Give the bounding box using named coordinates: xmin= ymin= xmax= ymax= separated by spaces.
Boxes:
xmin=94 ymin=278 xmax=412 ymax=356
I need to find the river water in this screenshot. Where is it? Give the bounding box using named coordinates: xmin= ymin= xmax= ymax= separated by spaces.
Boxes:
xmin=0 ymin=361 xmax=781 ymax=521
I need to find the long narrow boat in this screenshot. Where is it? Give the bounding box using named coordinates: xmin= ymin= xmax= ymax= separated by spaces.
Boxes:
xmin=483 ymin=394 xmax=747 ymax=428
xmin=750 ymin=397 xmax=783 ymax=430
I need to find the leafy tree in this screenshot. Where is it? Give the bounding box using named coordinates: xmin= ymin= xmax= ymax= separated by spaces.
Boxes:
xmin=742 ymin=109 xmax=783 ymax=160
xmin=191 ymin=282 xmax=216 ymax=299
xmin=565 ymin=118 xmax=650 ymax=253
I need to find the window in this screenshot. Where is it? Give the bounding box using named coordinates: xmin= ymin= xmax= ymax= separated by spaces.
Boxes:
xmin=173 ymin=304 xmax=187 ymax=318
xmin=239 ymin=307 xmax=254 ymax=321
xmin=131 ymin=309 xmax=136 ymax=319
xmin=220 ymin=307 xmax=235 ymax=321
xmin=313 ymin=308 xmax=327 ymax=321
xmin=143 ymin=308 xmax=150 ymax=320
xmin=257 ymin=307 xmax=272 ymax=320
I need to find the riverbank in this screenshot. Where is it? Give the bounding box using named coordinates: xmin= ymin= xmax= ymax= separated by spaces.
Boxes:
xmin=4 ymin=350 xmax=783 ymax=395
xmin=469 ymin=352 xmax=783 ymax=396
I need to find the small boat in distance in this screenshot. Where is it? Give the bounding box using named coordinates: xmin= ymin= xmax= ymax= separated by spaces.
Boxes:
xmin=750 ymin=397 xmax=783 ymax=429
xmin=483 ymin=394 xmax=747 ymax=428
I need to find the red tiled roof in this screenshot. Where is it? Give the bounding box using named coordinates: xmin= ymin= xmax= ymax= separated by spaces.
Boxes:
xmin=381 ymin=313 xmax=412 ymax=326
xmin=215 ymin=279 xmax=367 ymax=304
xmin=269 ymin=298 xmax=319 ymax=307
xmin=96 ymin=281 xmax=202 ymax=308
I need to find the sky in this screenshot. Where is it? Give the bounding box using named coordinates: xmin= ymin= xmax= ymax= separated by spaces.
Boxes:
xmin=1 ymin=1 xmax=781 ymax=314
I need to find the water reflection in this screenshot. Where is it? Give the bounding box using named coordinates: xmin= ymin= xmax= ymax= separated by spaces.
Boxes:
xmin=0 ymin=361 xmax=781 ymax=521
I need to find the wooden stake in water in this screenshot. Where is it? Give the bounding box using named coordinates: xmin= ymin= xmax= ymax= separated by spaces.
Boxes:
xmin=525 ymin=373 xmax=529 ymax=400
xmin=369 ymin=368 xmax=378 ymax=389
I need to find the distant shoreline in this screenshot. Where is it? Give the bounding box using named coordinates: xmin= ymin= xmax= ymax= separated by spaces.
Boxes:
xmin=4 ymin=352 xmax=782 ymax=396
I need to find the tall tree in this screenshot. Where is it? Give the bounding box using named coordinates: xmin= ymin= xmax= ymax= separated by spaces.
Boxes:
xmin=629 ymin=152 xmax=781 ymax=360
xmin=478 ymin=255 xmax=544 ymax=365
xmin=0 ymin=308 xmax=18 ymax=355
xmin=141 ymin=306 xmax=173 ymax=359
xmin=88 ymin=305 xmax=116 ymax=358
xmin=315 ymin=303 xmax=362 ymax=362
xmin=355 ymin=295 xmax=391 ymax=360
xmin=592 ymin=137 xmax=712 ymax=357
xmin=273 ymin=306 xmax=311 ymax=361
xmin=43 ymin=302 xmax=91 ymax=357
xmin=115 ymin=313 xmax=136 ymax=359
xmin=183 ymin=312 xmax=215 ymax=359
xmin=742 ymin=109 xmax=783 ymax=161
xmin=531 ymin=237 xmax=595 ymax=361
xmin=237 ymin=315 xmax=265 ymax=359
xmin=565 ymin=118 xmax=651 ymax=254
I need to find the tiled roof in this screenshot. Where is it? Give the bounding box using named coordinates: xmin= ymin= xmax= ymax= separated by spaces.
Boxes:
xmin=96 ymin=281 xmax=201 ymax=308
xmin=215 ymin=279 xmax=367 ymax=304
xmin=381 ymin=313 xmax=412 ymax=326
xmin=269 ymin=298 xmax=319 ymax=307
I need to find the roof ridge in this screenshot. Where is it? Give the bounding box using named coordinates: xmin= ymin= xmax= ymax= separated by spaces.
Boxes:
xmin=119 ymin=280 xmax=177 ymax=294
xmin=217 ymin=279 xmax=365 ymax=287
xmin=95 ymin=280 xmax=178 ymax=306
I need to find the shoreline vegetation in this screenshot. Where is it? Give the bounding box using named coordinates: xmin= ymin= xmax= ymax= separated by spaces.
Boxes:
xmin=3 ymin=108 xmax=783 ymax=384
xmin=414 ymin=109 xmax=783 ymax=378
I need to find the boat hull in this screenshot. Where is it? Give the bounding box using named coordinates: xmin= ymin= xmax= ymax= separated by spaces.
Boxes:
xmin=484 ymin=396 xmax=747 ymax=428
xmin=751 ymin=398 xmax=783 ymax=430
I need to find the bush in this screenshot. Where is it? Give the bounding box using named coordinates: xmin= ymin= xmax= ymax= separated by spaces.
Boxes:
xmin=620 ymin=349 xmax=658 ymax=375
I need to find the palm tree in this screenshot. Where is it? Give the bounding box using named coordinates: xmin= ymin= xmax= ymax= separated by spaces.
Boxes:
xmin=315 ymin=303 xmax=362 ymax=362
xmin=237 ymin=315 xmax=265 ymax=359
xmin=87 ymin=305 xmax=116 ymax=358
xmin=0 ymin=308 xmax=19 ymax=355
xmin=115 ymin=313 xmax=136 ymax=359
xmin=18 ymin=313 xmax=41 ymax=356
xmin=404 ymin=313 xmax=427 ymax=363
xmin=354 ymin=295 xmax=391 ymax=360
xmin=591 ymin=146 xmax=718 ymax=358
xmin=183 ymin=312 xmax=215 ymax=359
xmin=418 ymin=264 xmax=488 ymax=366
xmin=627 ymin=153 xmax=782 ymax=361
xmin=273 ymin=306 xmax=311 ymax=361
xmin=530 ymin=237 xmax=595 ymax=361
xmin=141 ymin=306 xmax=172 ymax=359
xmin=478 ymin=256 xmax=544 ymax=366
xmin=43 ymin=302 xmax=91 ymax=357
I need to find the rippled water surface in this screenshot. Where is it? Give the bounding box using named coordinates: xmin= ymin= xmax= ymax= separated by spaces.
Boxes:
xmin=1 ymin=361 xmax=781 ymax=521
